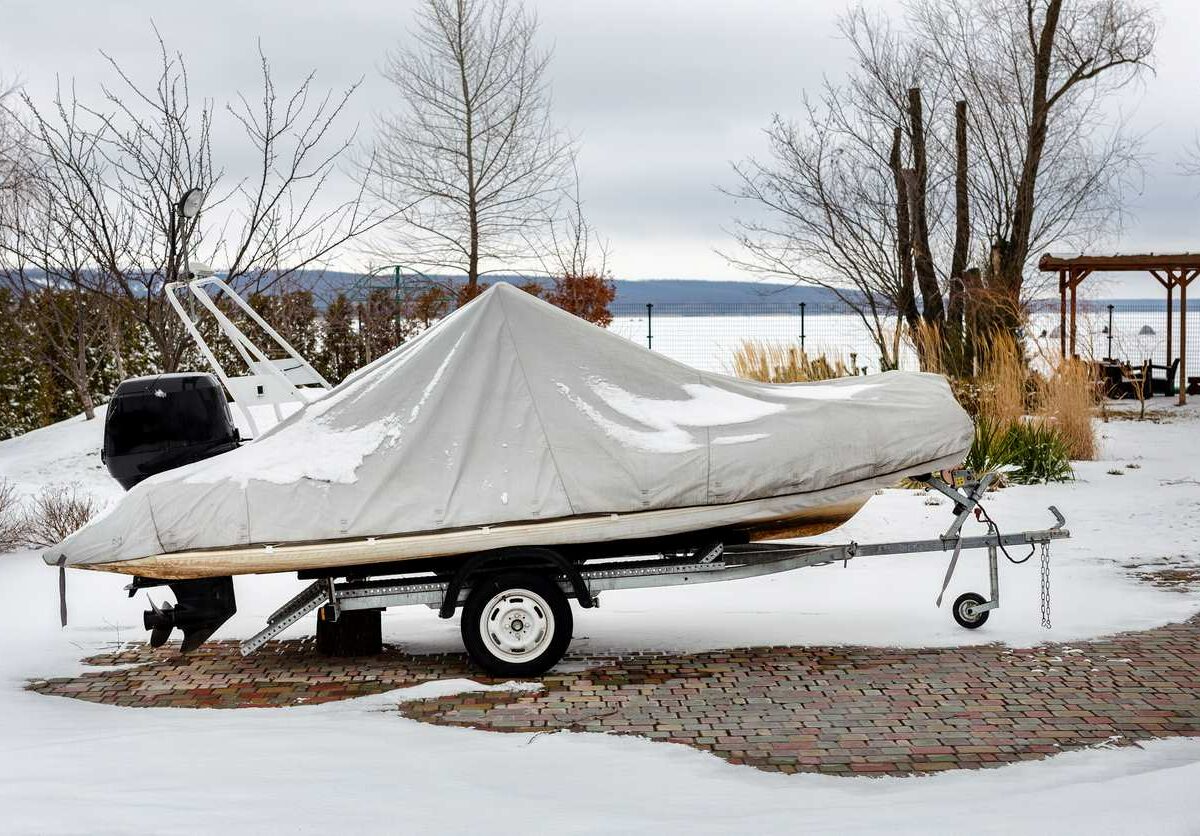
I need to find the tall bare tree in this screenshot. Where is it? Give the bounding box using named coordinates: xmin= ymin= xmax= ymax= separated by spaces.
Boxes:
xmin=727 ymin=0 xmax=1155 ymax=366
xmin=4 ymin=32 xmax=387 ymax=374
xmin=0 ymin=78 xmax=25 ymax=201
xmin=908 ymin=0 xmax=1155 ymax=320
xmin=371 ymin=0 xmax=572 ymax=293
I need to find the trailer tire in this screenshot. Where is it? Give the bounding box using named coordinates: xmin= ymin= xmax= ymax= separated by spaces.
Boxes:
xmin=952 ymin=592 xmax=989 ymax=629
xmin=461 ymin=571 xmax=573 ymax=677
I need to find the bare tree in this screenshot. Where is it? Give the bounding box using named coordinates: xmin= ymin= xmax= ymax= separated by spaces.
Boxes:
xmin=5 ymin=32 xmax=387 ymax=373
xmin=0 ymin=103 xmax=111 ymax=419
xmin=0 ymin=78 xmax=25 ymax=201
xmin=908 ymin=0 xmax=1155 ymax=319
xmin=535 ymin=162 xmax=610 ymax=279
xmin=371 ymin=0 xmax=573 ymax=293
xmin=722 ymin=88 xmax=917 ymax=370
xmin=726 ymin=0 xmax=1155 ymax=367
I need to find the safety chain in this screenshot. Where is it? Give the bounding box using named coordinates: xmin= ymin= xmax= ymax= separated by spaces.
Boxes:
xmin=1040 ymin=541 xmax=1052 ymax=629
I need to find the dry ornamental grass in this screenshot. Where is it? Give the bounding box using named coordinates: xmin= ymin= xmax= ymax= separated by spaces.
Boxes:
xmin=729 ymin=340 xmax=851 ymax=383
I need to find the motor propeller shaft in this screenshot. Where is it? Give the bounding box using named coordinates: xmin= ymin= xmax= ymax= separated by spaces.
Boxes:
xmin=142 ymin=576 xmax=237 ymax=652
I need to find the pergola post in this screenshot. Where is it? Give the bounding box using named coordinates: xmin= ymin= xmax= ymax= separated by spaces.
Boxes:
xmin=1069 ymin=269 xmax=1079 ymax=357
xmin=1167 ymin=276 xmax=1174 ymax=369
xmin=1180 ymin=275 xmax=1188 ymax=406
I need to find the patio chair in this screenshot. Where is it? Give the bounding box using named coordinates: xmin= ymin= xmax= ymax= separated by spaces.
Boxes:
xmin=1103 ymin=361 xmax=1150 ymax=400
xmin=1149 ymin=358 xmax=1180 ymax=397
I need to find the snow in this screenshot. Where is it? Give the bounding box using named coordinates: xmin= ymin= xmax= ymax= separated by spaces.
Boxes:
xmin=712 ymin=433 xmax=770 ymax=445
xmin=188 ymin=418 xmax=403 ymax=486
xmin=2 ymin=402 xmax=1200 ymax=832
xmin=767 ymin=380 xmax=886 ymax=399
xmin=556 ymin=378 xmax=785 ymax=453
xmin=409 ymin=334 xmax=463 ymax=423
xmin=181 ymin=339 xmax=459 ymax=488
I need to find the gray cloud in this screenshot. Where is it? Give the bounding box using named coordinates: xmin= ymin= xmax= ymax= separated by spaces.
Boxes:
xmin=3 ymin=0 xmax=1196 ymax=294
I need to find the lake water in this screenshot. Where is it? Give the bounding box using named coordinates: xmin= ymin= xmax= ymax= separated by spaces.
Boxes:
xmin=607 ymin=307 xmax=1200 ymax=378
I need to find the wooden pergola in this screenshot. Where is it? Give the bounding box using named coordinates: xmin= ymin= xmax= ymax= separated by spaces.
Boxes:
xmin=1038 ymin=253 xmax=1200 ymax=405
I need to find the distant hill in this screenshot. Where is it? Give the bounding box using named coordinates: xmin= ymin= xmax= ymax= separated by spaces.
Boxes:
xmin=301 ymin=270 xmax=851 ymax=309
xmin=607 ymin=279 xmax=847 ymax=307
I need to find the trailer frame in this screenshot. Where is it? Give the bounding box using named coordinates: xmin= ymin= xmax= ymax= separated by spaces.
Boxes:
xmin=239 ymin=471 xmax=1069 ymax=658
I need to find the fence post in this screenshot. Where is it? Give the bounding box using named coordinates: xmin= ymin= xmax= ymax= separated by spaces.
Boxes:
xmin=799 ymin=302 xmax=806 ymax=352
xmin=646 ymin=303 xmax=653 ymax=350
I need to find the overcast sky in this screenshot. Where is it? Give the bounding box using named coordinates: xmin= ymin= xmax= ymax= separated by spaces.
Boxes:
xmin=3 ymin=0 xmax=1197 ymax=295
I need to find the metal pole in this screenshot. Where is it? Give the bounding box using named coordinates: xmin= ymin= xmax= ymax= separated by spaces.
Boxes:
xmin=1106 ymin=304 xmax=1114 ymax=360
xmin=394 ymin=265 xmax=402 ymax=333
xmin=799 ymin=302 xmax=807 ymax=352
xmin=646 ymin=303 xmax=653 ymax=350
xmin=1058 ymin=270 xmax=1067 ymax=358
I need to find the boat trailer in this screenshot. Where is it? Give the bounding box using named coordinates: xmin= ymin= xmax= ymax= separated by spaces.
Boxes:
xmin=238 ymin=471 xmax=1069 ymax=674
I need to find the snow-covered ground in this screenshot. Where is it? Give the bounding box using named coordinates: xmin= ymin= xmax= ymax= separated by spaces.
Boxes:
xmin=1 ymin=403 xmax=1199 ymax=833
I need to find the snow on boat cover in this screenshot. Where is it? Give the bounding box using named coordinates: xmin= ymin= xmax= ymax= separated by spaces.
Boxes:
xmin=46 ymin=282 xmax=973 ymax=578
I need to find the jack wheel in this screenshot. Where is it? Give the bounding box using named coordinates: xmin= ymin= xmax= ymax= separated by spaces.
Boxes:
xmin=461 ymin=571 xmax=573 ymax=677
xmin=952 ymin=592 xmax=989 ymax=629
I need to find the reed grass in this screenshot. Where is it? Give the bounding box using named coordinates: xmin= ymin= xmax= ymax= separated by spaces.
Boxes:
xmin=728 ymin=340 xmax=850 ymax=383
xmin=1037 ymin=357 xmax=1099 ymax=461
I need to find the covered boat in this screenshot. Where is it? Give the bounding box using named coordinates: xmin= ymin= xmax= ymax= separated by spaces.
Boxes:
xmin=46 ymin=282 xmax=973 ymax=580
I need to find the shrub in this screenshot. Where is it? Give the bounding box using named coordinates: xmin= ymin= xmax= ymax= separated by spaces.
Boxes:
xmin=23 ymin=484 xmax=101 ymax=547
xmin=965 ymin=416 xmax=1073 ymax=485
xmin=730 ymin=341 xmax=851 ymax=383
xmin=543 ymin=273 xmax=617 ymax=327
xmin=0 ymin=480 xmax=28 ymax=553
xmin=961 ymin=330 xmax=1098 ymax=462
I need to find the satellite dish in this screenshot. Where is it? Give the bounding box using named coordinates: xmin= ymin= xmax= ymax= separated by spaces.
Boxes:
xmin=177 ymin=187 xmax=204 ymax=220
xmin=185 ymin=261 xmax=215 ymax=280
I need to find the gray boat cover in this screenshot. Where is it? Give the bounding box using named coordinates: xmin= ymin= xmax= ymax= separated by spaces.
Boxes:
xmin=47 ymin=282 xmax=972 ymax=568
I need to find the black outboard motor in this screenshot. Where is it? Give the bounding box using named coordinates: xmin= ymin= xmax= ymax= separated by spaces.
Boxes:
xmin=103 ymin=372 xmax=240 ymax=489
xmin=103 ymin=372 xmax=241 ymax=651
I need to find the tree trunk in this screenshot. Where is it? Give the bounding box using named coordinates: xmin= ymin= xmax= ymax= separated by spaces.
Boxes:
xmin=889 ymin=126 xmax=919 ymax=334
xmin=993 ymin=0 xmax=1064 ymax=325
xmin=962 ymin=267 xmax=984 ymax=376
xmin=944 ymin=99 xmax=972 ymax=375
xmin=905 ymin=88 xmax=945 ymax=328
xmin=106 ymin=310 xmax=127 ymax=382
xmin=72 ymin=293 xmax=96 ymax=420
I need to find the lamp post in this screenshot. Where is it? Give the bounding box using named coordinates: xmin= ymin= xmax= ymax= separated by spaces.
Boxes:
xmin=176 ymin=187 xmax=204 ymax=280
xmin=1107 ymin=303 xmax=1114 ymax=360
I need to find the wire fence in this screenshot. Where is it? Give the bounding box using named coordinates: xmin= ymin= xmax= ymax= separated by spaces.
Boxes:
xmin=1027 ymin=301 xmax=1200 ymax=376
xmin=608 ymin=302 xmax=912 ymax=374
xmin=607 ymin=300 xmax=1200 ymax=383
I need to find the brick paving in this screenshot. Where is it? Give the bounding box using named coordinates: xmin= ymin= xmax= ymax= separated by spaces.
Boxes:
xmin=26 ymin=612 xmax=1200 ymax=777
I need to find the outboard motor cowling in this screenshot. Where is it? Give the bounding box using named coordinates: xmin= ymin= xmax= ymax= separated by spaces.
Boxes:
xmin=103 ymin=372 xmax=240 ymax=490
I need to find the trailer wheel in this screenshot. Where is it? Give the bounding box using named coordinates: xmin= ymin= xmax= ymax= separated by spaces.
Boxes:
xmin=461 ymin=571 xmax=573 ymax=677
xmin=952 ymin=592 xmax=989 ymax=629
